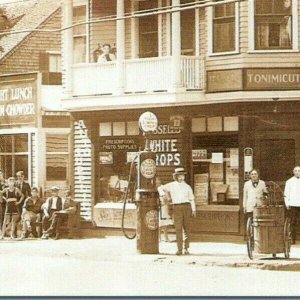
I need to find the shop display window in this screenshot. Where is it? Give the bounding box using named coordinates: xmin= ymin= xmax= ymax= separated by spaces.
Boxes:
xmin=46 ymin=134 xmax=69 ymax=182
xmin=0 ymin=134 xmax=29 ymax=179
xmin=98 ymin=121 xmax=140 ymax=203
xmin=192 ymin=135 xmax=239 ymax=206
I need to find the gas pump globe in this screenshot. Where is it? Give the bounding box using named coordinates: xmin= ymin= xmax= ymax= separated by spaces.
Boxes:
xmin=135 ymin=112 xmax=160 ymax=254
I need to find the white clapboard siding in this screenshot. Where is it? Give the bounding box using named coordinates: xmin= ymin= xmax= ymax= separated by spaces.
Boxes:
xmin=74 ymin=120 xmax=93 ymax=221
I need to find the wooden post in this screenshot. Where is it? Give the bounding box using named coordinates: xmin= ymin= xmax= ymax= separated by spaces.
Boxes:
xmin=116 ymin=0 xmax=125 ymax=95
xmin=62 ymin=0 xmax=73 ymax=98
xmin=171 ymin=0 xmax=182 ymax=92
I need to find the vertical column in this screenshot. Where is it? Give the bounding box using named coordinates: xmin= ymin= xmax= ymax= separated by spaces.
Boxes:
xmin=116 ymin=0 xmax=125 ymax=95
xmin=62 ymin=0 xmax=73 ymax=98
xmin=131 ymin=0 xmax=139 ymax=59
xmin=171 ymin=0 xmax=182 ymax=92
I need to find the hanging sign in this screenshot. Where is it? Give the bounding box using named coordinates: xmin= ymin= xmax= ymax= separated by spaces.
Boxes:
xmin=244 ymin=147 xmax=254 ymax=180
xmin=139 ymin=111 xmax=158 ymax=133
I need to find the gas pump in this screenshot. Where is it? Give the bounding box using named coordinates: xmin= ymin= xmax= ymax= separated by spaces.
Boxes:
xmin=121 ymin=112 xmax=160 ymax=254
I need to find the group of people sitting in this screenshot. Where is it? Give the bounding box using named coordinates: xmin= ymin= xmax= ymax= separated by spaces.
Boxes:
xmin=0 ymin=169 xmax=77 ymax=240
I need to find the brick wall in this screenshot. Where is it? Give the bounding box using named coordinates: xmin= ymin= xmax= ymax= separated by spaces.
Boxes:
xmin=0 ymin=8 xmax=61 ymax=75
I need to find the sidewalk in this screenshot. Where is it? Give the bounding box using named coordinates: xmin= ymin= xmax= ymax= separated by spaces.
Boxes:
xmin=1 ymin=234 xmax=299 ymax=272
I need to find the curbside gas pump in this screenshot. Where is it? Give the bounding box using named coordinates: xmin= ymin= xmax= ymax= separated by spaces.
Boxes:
xmin=121 ymin=111 xmax=160 ymax=254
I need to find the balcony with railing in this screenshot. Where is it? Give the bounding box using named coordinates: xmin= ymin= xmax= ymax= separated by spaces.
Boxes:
xmin=62 ymin=0 xmax=205 ymax=107
xmin=72 ymin=56 xmax=204 ymax=97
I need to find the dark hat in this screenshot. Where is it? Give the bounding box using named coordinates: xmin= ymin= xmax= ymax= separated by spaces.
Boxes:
xmin=173 ymin=167 xmax=187 ymax=176
xmin=51 ymin=186 xmax=59 ymax=192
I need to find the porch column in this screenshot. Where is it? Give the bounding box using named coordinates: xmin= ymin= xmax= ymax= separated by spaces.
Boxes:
xmin=116 ymin=0 xmax=125 ymax=95
xmin=171 ymin=0 xmax=182 ymax=92
xmin=62 ymin=0 xmax=73 ymax=98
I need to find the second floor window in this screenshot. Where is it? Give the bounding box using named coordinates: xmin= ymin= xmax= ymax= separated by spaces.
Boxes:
xmin=139 ymin=0 xmax=158 ymax=58
xmin=255 ymin=0 xmax=292 ymax=50
xmin=73 ymin=5 xmax=87 ymax=63
xmin=213 ymin=2 xmax=236 ymax=53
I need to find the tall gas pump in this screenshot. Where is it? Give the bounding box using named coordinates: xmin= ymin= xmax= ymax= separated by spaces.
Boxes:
xmin=121 ymin=111 xmax=159 ymax=254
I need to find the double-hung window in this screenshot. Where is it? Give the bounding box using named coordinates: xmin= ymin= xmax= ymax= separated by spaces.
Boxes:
xmin=255 ymin=0 xmax=293 ymax=50
xmin=213 ymin=2 xmax=236 ymax=53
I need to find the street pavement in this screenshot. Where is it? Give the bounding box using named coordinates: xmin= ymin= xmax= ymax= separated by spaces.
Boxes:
xmin=0 ymin=236 xmax=300 ymax=296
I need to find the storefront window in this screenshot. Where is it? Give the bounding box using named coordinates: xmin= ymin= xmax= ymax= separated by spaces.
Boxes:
xmin=46 ymin=135 xmax=69 ymax=181
xmin=255 ymin=0 xmax=292 ymax=50
xmin=213 ymin=2 xmax=236 ymax=53
xmin=0 ymin=134 xmax=29 ymax=179
xmin=192 ymin=135 xmax=239 ymax=206
xmin=73 ymin=5 xmax=87 ymax=63
xmin=98 ymin=121 xmax=140 ymax=202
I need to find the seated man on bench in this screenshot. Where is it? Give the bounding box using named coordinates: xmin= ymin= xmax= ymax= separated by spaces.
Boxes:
xmin=42 ymin=190 xmax=77 ymax=240
xmin=21 ymin=187 xmax=43 ymax=239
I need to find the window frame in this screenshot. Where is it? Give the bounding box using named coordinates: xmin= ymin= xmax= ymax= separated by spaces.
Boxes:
xmin=45 ymin=133 xmax=70 ymax=182
xmin=0 ymin=134 xmax=30 ymax=180
xmin=248 ymin=0 xmax=299 ymax=52
xmin=208 ymin=1 xmax=240 ymax=56
xmin=72 ymin=4 xmax=89 ymax=64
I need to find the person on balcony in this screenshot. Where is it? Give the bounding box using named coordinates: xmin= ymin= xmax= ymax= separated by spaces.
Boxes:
xmin=97 ymin=44 xmax=116 ymax=63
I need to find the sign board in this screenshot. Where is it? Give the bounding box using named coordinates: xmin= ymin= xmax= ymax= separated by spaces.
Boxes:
xmin=102 ymin=139 xmax=138 ymax=151
xmin=207 ymin=68 xmax=300 ymax=93
xmin=0 ymin=73 xmax=38 ymax=126
xmin=170 ymin=115 xmax=184 ymax=130
xmin=99 ymin=152 xmax=113 ymax=164
xmin=245 ymin=68 xmax=300 ymax=90
xmin=207 ymin=69 xmax=243 ymax=93
xmin=139 ymin=111 xmax=158 ymax=133
xmin=140 ymin=158 xmax=156 ymax=179
xmin=244 ymin=147 xmax=254 ymax=180
xmin=192 ymin=149 xmax=207 ymax=161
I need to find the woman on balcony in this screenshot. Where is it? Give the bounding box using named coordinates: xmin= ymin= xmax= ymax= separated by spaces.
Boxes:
xmin=97 ymin=44 xmax=116 ymax=63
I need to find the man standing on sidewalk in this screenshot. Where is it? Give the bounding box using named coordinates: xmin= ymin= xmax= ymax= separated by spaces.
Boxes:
xmin=243 ymin=169 xmax=268 ymax=219
xmin=284 ymin=166 xmax=300 ymax=244
xmin=164 ymin=167 xmax=196 ymax=256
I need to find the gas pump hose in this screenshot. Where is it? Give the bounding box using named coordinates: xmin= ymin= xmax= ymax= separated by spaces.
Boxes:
xmin=121 ymin=157 xmax=137 ymax=240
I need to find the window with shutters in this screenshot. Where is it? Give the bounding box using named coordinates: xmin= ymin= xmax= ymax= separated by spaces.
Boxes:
xmin=213 ymin=2 xmax=236 ymax=53
xmin=255 ymin=0 xmax=293 ymax=50
xmin=46 ymin=134 xmax=69 ymax=181
xmin=73 ymin=5 xmax=88 ymax=63
xmin=39 ymin=52 xmax=62 ymax=85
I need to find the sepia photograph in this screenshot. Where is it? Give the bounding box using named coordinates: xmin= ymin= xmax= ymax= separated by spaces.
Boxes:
xmin=0 ymin=0 xmax=300 ymax=297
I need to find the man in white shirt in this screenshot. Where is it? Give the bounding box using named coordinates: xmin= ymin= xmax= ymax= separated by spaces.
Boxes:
xmin=243 ymin=169 xmax=268 ymax=218
xmin=41 ymin=186 xmax=64 ymax=239
xmin=164 ymin=167 xmax=196 ymax=256
xmin=284 ymin=166 xmax=300 ymax=243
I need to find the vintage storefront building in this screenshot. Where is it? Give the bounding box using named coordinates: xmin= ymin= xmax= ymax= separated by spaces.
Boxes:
xmin=0 ymin=0 xmax=71 ymax=194
xmin=61 ymin=0 xmax=300 ymax=236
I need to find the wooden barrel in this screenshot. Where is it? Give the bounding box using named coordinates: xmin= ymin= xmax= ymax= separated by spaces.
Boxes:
xmin=253 ymin=205 xmax=285 ymax=254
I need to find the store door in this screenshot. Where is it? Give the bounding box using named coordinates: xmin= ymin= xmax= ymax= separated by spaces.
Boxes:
xmin=260 ymin=139 xmax=295 ymax=190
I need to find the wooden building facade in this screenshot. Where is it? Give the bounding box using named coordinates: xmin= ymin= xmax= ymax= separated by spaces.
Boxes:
xmin=61 ymin=0 xmax=300 ymax=236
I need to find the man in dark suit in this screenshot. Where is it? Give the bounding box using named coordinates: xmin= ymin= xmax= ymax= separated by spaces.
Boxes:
xmin=15 ymin=171 xmax=31 ymax=236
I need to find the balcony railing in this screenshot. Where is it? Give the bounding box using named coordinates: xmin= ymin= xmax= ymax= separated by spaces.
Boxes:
xmin=72 ymin=56 xmax=204 ymax=97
